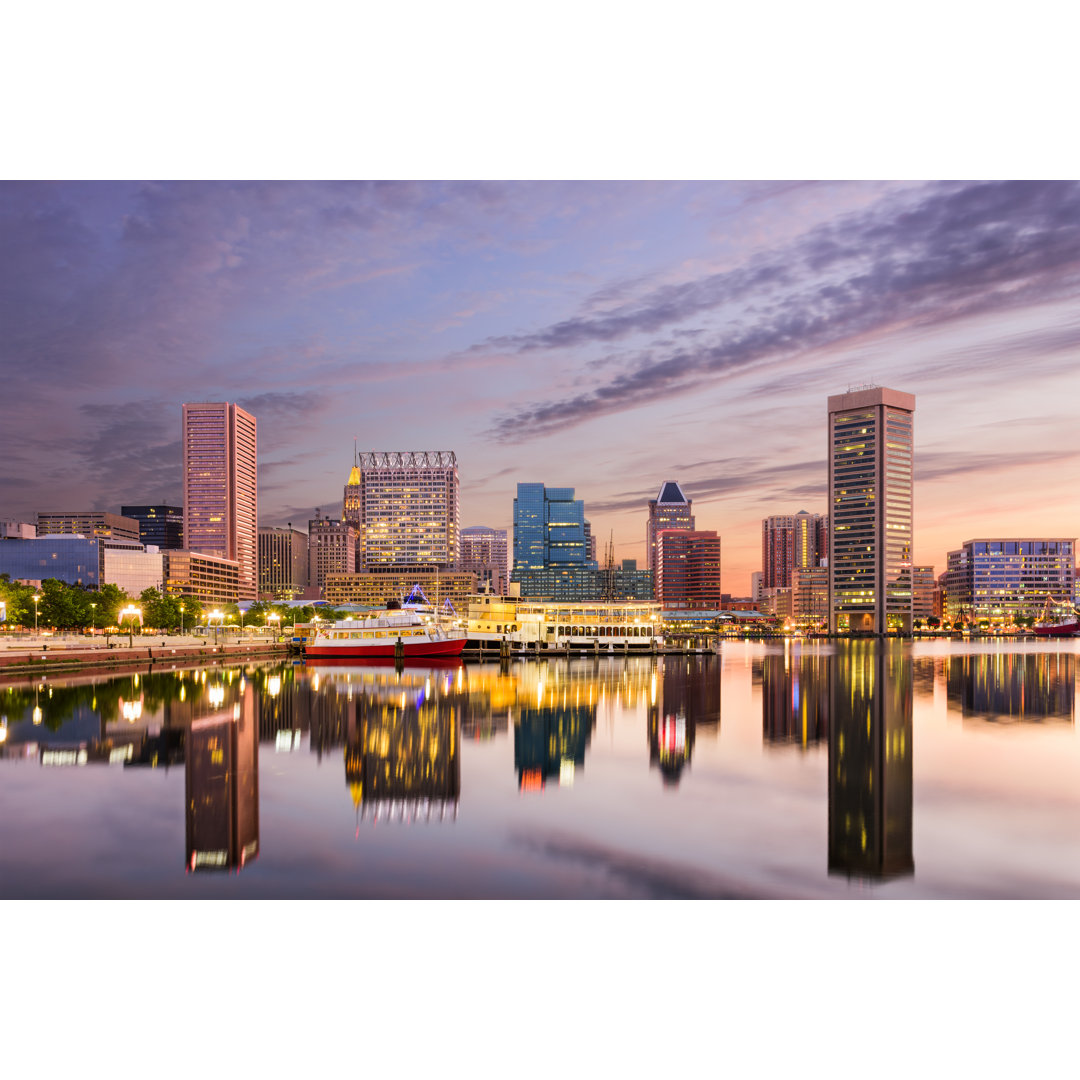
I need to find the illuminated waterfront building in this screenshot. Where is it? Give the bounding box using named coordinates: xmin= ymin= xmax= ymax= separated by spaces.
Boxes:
xmin=655 ymin=529 xmax=721 ymax=609
xmin=827 ymin=386 xmax=915 ymax=634
xmin=121 ymin=504 xmax=184 ymax=549
xmin=36 ymin=510 xmax=140 ymax=543
xmin=181 ymin=402 xmax=258 ymax=601
xmin=944 ymin=539 xmax=1075 ymax=625
xmin=647 ymin=482 xmax=694 ymax=574
xmin=762 ymin=511 xmax=827 ymax=590
xmin=353 ymin=450 xmax=459 ymax=569
xmin=102 ymin=543 xmax=164 ymax=594
xmin=308 ymin=516 xmax=356 ymax=595
xmin=459 ymin=525 xmax=509 ymax=595
xmin=828 ymin=643 xmax=913 ymax=880
xmin=163 ymin=549 xmax=240 ymax=604
xmin=258 ymin=526 xmax=309 ymax=599
xmin=464 ymin=596 xmax=660 ymax=649
xmin=912 ymin=564 xmax=936 ymax=625
xmin=792 ymin=567 xmax=829 ymax=631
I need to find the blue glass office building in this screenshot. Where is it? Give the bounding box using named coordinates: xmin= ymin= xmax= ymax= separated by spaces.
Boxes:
xmin=512 ymin=484 xmax=596 ymax=572
xmin=0 ymin=537 xmax=101 ymax=588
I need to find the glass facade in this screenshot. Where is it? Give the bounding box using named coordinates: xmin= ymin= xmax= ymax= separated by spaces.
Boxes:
xmin=0 ymin=537 xmax=100 ymax=588
xmin=646 ymin=481 xmax=694 ymax=573
xmin=121 ymin=505 xmax=184 ymax=549
xmin=828 ymin=388 xmax=914 ymax=633
xmin=945 ymin=539 xmax=1075 ymax=624
xmin=512 ymin=483 xmax=595 ymax=574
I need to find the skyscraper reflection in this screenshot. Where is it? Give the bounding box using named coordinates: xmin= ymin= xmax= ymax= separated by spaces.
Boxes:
xmin=185 ymin=681 xmax=259 ymax=872
xmin=943 ymin=651 xmax=1074 ymax=724
xmin=647 ymin=657 xmax=722 ymax=785
xmin=758 ymin=647 xmax=828 ymax=749
xmin=828 ymin=643 xmax=913 ymax=881
xmin=301 ymin=665 xmax=465 ymax=822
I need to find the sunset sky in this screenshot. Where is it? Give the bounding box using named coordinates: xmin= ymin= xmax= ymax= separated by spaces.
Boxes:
xmin=3 ymin=179 xmax=1079 ymax=592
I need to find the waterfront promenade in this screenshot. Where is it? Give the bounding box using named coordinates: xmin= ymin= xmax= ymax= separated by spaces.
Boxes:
xmin=0 ymin=632 xmax=290 ymax=675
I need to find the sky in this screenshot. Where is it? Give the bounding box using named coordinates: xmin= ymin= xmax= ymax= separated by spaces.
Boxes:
xmin=2 ymin=179 xmax=1079 ymax=593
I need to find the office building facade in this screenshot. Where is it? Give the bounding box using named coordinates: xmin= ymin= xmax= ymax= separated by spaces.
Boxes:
xmin=912 ymin=565 xmax=936 ymax=625
xmin=308 ymin=517 xmax=357 ymax=595
xmin=647 ymin=482 xmax=694 ymax=573
xmin=827 ymin=387 xmax=915 ymax=634
xmin=944 ymin=539 xmax=1075 ymax=625
xmin=36 ymin=511 xmax=141 ymax=543
xmin=121 ymin=504 xmax=184 ymax=549
xmin=0 ymin=521 xmax=37 ymax=540
xmin=102 ymin=545 xmax=164 ymax=595
xmin=655 ymin=529 xmax=722 ymax=609
xmin=459 ymin=526 xmax=509 ymax=595
xmin=258 ymin=526 xmax=309 ymax=599
xmin=163 ymin=549 xmax=241 ymax=604
xmin=512 ymin=483 xmax=595 ymax=575
xmin=353 ymin=451 xmax=459 ymax=569
xmin=182 ymin=402 xmax=258 ymax=601
xmin=762 ymin=511 xmax=828 ymax=590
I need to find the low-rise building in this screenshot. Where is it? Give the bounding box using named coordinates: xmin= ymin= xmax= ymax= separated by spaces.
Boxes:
xmin=164 ymin=549 xmax=241 ymax=604
xmin=0 ymin=535 xmax=100 ymax=588
xmin=945 ymin=539 xmax=1075 ymax=625
xmin=36 ymin=511 xmax=141 ymax=543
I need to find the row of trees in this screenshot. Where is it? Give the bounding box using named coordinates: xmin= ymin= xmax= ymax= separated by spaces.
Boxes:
xmin=0 ymin=575 xmax=345 ymax=633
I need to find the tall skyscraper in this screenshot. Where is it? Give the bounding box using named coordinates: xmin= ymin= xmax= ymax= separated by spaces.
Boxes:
xmin=827 ymin=387 xmax=915 ymax=634
xmin=459 ymin=525 xmax=509 ymax=595
xmin=353 ymin=451 xmax=458 ymax=569
xmin=182 ymin=402 xmax=258 ymax=601
xmin=647 ymin=482 xmax=694 ymax=573
xmin=762 ymin=511 xmax=828 ymax=590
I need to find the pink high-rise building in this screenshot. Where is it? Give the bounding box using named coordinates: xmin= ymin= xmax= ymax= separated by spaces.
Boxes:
xmin=182 ymin=402 xmax=258 ymax=601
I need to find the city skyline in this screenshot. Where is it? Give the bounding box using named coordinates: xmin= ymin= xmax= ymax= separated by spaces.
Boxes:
xmin=3 ymin=181 xmax=1079 ymax=592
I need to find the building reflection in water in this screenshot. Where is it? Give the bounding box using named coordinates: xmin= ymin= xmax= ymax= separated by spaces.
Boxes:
xmin=943 ymin=651 xmax=1074 ymax=725
xmin=297 ymin=663 xmax=464 ymax=823
xmin=647 ymin=657 xmax=721 ymax=785
xmin=757 ymin=646 xmax=828 ymax=749
xmin=185 ymin=680 xmax=259 ymax=872
xmin=514 ymin=665 xmax=597 ymax=791
xmin=828 ymin=643 xmax=913 ymax=882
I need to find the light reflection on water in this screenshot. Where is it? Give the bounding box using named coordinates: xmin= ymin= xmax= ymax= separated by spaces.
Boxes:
xmin=1 ymin=640 xmax=1077 ymax=898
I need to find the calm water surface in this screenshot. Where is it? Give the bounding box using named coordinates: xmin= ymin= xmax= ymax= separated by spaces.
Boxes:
xmin=2 ymin=640 xmax=1078 ymax=898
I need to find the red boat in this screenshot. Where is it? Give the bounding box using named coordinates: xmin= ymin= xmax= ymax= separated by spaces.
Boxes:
xmin=1032 ymin=595 xmax=1080 ymax=637
xmin=304 ymin=607 xmax=467 ymax=659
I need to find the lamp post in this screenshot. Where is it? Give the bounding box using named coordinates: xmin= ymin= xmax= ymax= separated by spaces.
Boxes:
xmin=119 ymin=605 xmax=142 ymax=648
xmin=180 ymin=603 xmax=185 ymax=637
xmin=33 ymin=593 xmax=41 ymax=635
xmin=268 ymin=612 xmax=281 ymax=639
xmin=90 ymin=602 xmax=97 ymax=636
xmin=209 ymin=609 xmax=223 ymax=642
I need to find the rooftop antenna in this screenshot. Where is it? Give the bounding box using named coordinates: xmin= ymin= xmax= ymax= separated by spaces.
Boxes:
xmin=354 ymin=436 xmax=358 ymax=468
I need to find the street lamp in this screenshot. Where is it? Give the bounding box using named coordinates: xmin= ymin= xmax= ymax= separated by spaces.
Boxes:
xmin=179 ymin=603 xmax=185 ymax=636
xmin=209 ymin=609 xmax=224 ymax=641
xmin=119 ymin=605 xmax=142 ymax=648
xmin=33 ymin=593 xmax=41 ymax=635
xmin=90 ymin=602 xmax=97 ymax=636
xmin=268 ymin=612 xmax=281 ymax=638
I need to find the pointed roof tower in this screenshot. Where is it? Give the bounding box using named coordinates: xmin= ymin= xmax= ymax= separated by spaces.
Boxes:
xmin=656 ymin=481 xmax=689 ymax=504
xmin=347 ymin=438 xmax=361 ymax=486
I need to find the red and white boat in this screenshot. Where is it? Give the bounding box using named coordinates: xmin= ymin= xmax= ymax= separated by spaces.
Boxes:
xmin=304 ymin=605 xmax=467 ymax=659
xmin=1033 ymin=595 xmax=1080 ymax=637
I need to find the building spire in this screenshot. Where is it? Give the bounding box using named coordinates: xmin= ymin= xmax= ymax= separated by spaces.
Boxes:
xmin=347 ymin=438 xmax=361 ymax=486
